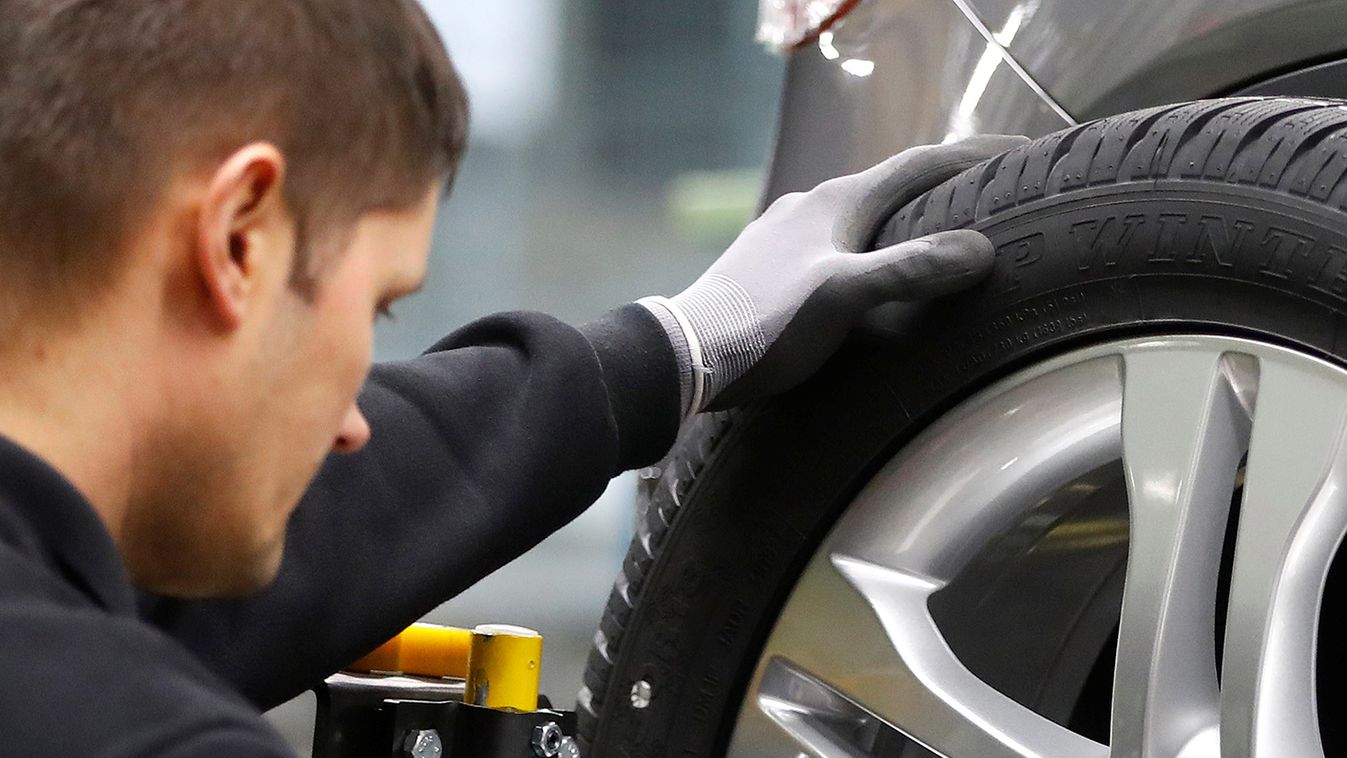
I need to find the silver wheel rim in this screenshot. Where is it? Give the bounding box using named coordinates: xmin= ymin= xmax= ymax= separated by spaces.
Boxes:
xmin=724 ymin=334 xmax=1347 ymax=758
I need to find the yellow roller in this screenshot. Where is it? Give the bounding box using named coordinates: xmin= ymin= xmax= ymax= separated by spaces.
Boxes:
xmin=465 ymin=624 xmax=543 ymax=711
xmin=347 ymin=622 xmax=472 ymax=678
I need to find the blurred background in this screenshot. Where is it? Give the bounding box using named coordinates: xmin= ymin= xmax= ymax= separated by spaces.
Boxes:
xmin=265 ymin=0 xmax=784 ymax=751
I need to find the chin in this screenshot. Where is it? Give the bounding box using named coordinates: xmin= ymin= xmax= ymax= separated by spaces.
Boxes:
xmin=204 ymin=544 xmax=286 ymax=598
xmin=129 ymin=529 xmax=287 ymax=599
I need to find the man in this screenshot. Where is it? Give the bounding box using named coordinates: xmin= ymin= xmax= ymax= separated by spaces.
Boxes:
xmin=0 ymin=0 xmax=1024 ymax=753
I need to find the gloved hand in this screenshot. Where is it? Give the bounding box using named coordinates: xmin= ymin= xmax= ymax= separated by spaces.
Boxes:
xmin=639 ymin=135 xmax=1029 ymax=416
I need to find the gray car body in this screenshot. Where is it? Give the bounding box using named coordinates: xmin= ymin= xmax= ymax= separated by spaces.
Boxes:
xmin=764 ymin=0 xmax=1347 ymax=201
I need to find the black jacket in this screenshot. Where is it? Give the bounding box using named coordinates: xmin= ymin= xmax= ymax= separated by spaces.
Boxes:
xmin=0 ymin=306 xmax=680 ymax=756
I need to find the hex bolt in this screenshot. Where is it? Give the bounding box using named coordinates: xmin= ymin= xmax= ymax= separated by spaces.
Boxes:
xmin=402 ymin=729 xmax=443 ymax=758
xmin=531 ymin=721 xmax=564 ymax=757
xmin=629 ymin=679 xmax=652 ymax=709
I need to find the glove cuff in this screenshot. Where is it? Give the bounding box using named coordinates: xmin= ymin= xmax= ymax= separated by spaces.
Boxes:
xmin=668 ymin=275 xmax=768 ymax=405
xmin=636 ymin=296 xmax=706 ymax=419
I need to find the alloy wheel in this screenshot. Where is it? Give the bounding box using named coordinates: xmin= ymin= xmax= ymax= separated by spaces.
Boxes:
xmin=726 ymin=335 xmax=1347 ymax=758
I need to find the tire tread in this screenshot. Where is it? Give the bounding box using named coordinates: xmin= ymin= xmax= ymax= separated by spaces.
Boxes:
xmin=883 ymin=98 xmax=1347 ymax=240
xmin=576 ymin=412 xmax=736 ymax=746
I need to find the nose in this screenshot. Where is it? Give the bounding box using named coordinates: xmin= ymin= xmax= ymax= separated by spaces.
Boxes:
xmin=333 ymin=404 xmax=372 ymax=454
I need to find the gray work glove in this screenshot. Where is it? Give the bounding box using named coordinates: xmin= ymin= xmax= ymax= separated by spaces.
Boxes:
xmin=639 ymin=135 xmax=1029 ymax=416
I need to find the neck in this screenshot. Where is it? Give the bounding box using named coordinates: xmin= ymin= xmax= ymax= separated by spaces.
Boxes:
xmin=0 ymin=311 xmax=152 ymax=543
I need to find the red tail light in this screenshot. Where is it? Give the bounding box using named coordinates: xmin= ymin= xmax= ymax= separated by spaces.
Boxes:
xmin=756 ymin=0 xmax=863 ymax=52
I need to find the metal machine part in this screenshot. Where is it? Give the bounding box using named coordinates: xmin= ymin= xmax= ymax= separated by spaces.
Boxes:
xmin=317 ymin=623 xmax=575 ymax=758
xmin=403 ymin=729 xmax=444 ymax=758
xmin=465 ymin=624 xmax=544 ymax=711
xmin=312 ymin=673 xmax=464 ymax=758
xmin=726 ymin=334 xmax=1347 ymax=756
xmin=531 ymin=721 xmax=564 ymax=757
xmin=628 ymin=680 xmax=653 ymax=709
xmin=312 ymin=673 xmax=578 ymax=758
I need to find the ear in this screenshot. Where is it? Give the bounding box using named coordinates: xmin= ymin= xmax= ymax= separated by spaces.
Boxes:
xmin=195 ymin=143 xmax=289 ymax=329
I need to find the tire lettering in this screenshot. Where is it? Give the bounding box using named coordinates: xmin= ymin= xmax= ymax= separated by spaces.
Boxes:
xmin=948 ymin=291 xmax=1090 ymax=380
xmin=687 ymin=673 xmax=720 ymax=728
xmin=1070 ymin=214 xmax=1144 ymax=271
xmin=1258 ymin=226 xmax=1316 ymax=280
xmin=997 ymin=232 xmax=1046 ymax=292
xmin=718 ymin=600 xmax=748 ymax=647
xmin=1187 ymin=215 xmax=1248 ymax=268
xmin=993 ymin=313 xmax=1089 ymax=353
xmin=1308 ymin=245 xmax=1347 ymax=301
xmin=1148 ymin=213 xmax=1189 ymax=263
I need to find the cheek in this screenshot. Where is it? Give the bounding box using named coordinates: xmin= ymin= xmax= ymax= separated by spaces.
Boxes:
xmin=291 ymin=255 xmax=380 ymax=433
xmin=337 ymin=325 xmax=374 ymax=403
xmin=318 ymin=288 xmax=376 ymax=402
xmin=314 ymin=258 xmax=376 ymax=352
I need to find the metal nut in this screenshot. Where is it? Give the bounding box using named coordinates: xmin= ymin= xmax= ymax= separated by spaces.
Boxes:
xmin=531 ymin=721 xmax=564 ymax=757
xmin=403 ymin=729 xmax=443 ymax=758
xmin=629 ymin=679 xmax=652 ymax=709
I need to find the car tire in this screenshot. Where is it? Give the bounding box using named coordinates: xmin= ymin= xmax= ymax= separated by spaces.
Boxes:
xmin=578 ymin=97 xmax=1347 ymax=756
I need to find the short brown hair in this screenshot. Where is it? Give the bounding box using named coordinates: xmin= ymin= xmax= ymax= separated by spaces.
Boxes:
xmin=0 ymin=0 xmax=468 ymax=307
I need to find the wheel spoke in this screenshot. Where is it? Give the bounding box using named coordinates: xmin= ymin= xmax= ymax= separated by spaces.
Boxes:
xmin=828 ymin=355 xmax=1124 ymax=586
xmin=732 ymin=355 xmax=1125 ymax=757
xmin=1220 ymin=355 xmax=1347 ymax=758
xmin=1110 ymin=348 xmax=1254 ymax=757
xmin=726 ymin=551 xmax=924 ymax=758
xmin=728 ymin=552 xmax=1106 ymax=757
xmin=754 ymin=658 xmax=904 ymax=758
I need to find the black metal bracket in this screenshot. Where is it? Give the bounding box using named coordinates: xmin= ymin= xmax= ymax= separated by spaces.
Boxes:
xmin=312 ymin=673 xmax=578 ymax=758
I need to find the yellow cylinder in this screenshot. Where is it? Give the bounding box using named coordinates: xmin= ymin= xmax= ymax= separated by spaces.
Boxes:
xmin=347 ymin=623 xmax=472 ymax=679
xmin=465 ymin=624 xmax=543 ymax=711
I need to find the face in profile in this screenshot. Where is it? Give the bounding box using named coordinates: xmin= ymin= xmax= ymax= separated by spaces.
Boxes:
xmin=121 ymin=178 xmax=439 ymax=598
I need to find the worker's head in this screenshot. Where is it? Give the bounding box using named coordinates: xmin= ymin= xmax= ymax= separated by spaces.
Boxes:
xmin=0 ymin=0 xmax=467 ymax=595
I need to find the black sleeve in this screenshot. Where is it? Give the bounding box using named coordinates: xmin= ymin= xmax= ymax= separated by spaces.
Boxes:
xmin=140 ymin=305 xmax=681 ymax=709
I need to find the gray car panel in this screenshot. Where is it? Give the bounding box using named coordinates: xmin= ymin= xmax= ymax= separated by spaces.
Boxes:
xmin=762 ymin=0 xmax=1071 ymax=202
xmin=1237 ymin=57 xmax=1347 ymax=98
xmin=961 ymin=0 xmax=1347 ymax=118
